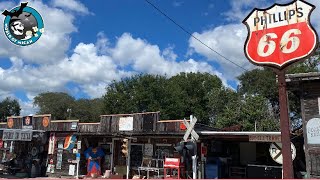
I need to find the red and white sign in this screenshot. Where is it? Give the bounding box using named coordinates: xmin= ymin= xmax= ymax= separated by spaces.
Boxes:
xmin=164 ymin=158 xmax=180 ymax=168
xmin=243 ymin=0 xmax=318 ymax=68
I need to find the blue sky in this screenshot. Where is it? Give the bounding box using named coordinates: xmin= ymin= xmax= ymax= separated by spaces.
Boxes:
xmin=0 ymin=0 xmax=319 ymax=115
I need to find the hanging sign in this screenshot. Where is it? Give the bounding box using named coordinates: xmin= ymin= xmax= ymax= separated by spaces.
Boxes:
xmin=7 ymin=118 xmax=13 ymax=128
xmin=42 ymin=116 xmax=50 ymax=127
xmin=119 ymin=116 xmax=133 ymax=131
xmin=243 ymin=0 xmax=318 ymax=69
xmin=22 ymin=116 xmax=33 ymax=129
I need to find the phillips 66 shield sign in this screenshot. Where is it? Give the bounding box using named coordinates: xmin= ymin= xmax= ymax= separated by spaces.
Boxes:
xmin=243 ymin=0 xmax=318 ymax=68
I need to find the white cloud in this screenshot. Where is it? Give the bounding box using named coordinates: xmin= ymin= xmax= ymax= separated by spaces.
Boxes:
xmin=20 ymin=100 xmax=38 ymax=116
xmin=110 ymin=33 xmax=224 ymax=81
xmin=189 ymin=24 xmax=254 ymax=80
xmin=51 ymin=0 xmax=90 ymax=14
xmin=223 ymin=0 xmax=291 ymax=22
xmin=0 ymin=31 xmax=228 ymax=102
xmin=0 ymin=1 xmax=15 ymax=10
xmin=309 ymin=0 xmax=320 ymax=33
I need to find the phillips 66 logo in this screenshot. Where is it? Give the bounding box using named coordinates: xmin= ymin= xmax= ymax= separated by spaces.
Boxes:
xmin=243 ymin=0 xmax=318 ymax=69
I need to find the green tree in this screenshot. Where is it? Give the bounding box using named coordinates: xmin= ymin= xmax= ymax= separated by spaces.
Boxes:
xmin=0 ymin=97 xmax=21 ymax=121
xmin=103 ymin=74 xmax=180 ymax=119
xmin=234 ymin=50 xmax=320 ymax=130
xmin=34 ymin=92 xmax=75 ymax=120
xmin=73 ymin=98 xmax=104 ymax=122
xmin=103 ymin=72 xmax=223 ymax=124
xmin=169 ymin=72 xmax=223 ymax=123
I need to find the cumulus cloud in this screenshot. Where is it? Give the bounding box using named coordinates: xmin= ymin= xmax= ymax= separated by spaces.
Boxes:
xmin=51 ymin=0 xmax=90 ymax=14
xmin=0 ymin=32 xmax=225 ymax=101
xmin=110 ymin=33 xmax=224 ymax=81
xmin=20 ymin=100 xmax=38 ymax=116
xmin=189 ymin=24 xmax=254 ymax=80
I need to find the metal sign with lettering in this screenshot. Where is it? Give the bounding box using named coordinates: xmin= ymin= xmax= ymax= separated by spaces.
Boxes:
xmin=306 ymin=118 xmax=320 ymax=144
xmin=249 ymin=135 xmax=281 ymax=142
xmin=3 ymin=129 xmax=32 ymax=141
xmin=243 ymin=0 xmax=318 ymax=69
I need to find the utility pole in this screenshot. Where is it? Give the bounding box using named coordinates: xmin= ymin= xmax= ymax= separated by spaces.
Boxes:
xmin=190 ymin=115 xmax=197 ymax=179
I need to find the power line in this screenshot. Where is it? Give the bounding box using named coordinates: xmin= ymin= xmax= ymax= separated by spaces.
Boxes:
xmin=144 ymin=0 xmax=248 ymax=72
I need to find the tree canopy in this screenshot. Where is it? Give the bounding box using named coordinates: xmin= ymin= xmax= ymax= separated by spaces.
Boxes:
xmin=0 ymin=97 xmax=21 ymax=121
xmin=33 ymin=92 xmax=103 ymax=122
xmin=103 ymin=72 xmax=223 ymax=124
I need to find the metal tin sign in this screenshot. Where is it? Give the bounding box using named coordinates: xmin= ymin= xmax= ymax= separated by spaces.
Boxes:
xmin=119 ymin=116 xmax=133 ymax=131
xmin=243 ymin=0 xmax=318 ymax=69
xmin=306 ymin=118 xmax=320 ymax=144
xmin=249 ymin=135 xmax=281 ymax=142
xmin=3 ymin=129 xmax=32 ymax=141
xmin=269 ymin=142 xmax=296 ymax=164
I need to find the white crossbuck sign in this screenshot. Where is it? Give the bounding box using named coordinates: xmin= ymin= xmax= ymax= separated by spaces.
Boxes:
xmin=183 ymin=117 xmax=199 ymax=141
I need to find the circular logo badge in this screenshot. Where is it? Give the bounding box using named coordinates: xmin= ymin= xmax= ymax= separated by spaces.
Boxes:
xmin=3 ymin=2 xmax=44 ymax=46
xmin=7 ymin=118 xmax=14 ymax=128
xmin=42 ymin=116 xmax=49 ymax=127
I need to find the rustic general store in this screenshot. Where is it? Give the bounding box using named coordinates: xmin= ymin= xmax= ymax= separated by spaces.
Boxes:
xmin=0 ymin=109 xmax=308 ymax=179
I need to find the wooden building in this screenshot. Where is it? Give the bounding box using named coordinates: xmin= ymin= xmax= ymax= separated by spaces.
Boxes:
xmin=286 ymin=72 xmax=320 ymax=178
xmin=76 ymin=111 xmax=195 ymax=178
xmin=0 ymin=114 xmax=52 ymax=178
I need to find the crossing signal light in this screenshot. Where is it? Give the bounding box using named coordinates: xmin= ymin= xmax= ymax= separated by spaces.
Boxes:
xmin=121 ymin=138 xmax=129 ymax=157
xmin=174 ymin=141 xmax=197 ymax=157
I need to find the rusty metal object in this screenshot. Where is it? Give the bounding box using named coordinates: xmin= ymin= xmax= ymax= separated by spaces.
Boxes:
xmin=277 ymin=70 xmax=294 ymax=178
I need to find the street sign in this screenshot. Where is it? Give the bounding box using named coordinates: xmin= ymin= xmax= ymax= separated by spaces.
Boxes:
xmin=183 ymin=117 xmax=199 ymax=141
xmin=243 ymin=0 xmax=318 ymax=69
xmin=269 ymin=142 xmax=296 ymax=164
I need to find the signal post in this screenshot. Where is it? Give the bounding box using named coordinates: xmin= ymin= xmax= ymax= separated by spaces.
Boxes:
xmin=243 ymin=0 xmax=318 ymax=178
xmin=121 ymin=138 xmax=130 ymax=179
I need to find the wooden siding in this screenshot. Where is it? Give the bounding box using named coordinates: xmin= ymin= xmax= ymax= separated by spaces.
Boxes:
xmin=50 ymin=120 xmax=78 ymax=132
xmin=78 ymin=123 xmax=101 ymax=133
xmin=288 ymin=76 xmax=320 ymax=178
xmin=78 ymin=112 xmax=185 ymax=135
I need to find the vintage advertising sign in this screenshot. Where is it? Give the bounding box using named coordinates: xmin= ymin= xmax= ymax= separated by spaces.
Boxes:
xmin=249 ymin=134 xmax=281 ymax=142
xmin=119 ymin=116 xmax=133 ymax=131
xmin=306 ymin=117 xmax=320 ymax=144
xmin=3 ymin=129 xmax=32 ymax=141
xmin=22 ymin=116 xmax=33 ymax=129
xmin=48 ymin=133 xmax=56 ymax=154
xmin=7 ymin=118 xmax=14 ymax=128
xmin=243 ymin=0 xmax=318 ymax=68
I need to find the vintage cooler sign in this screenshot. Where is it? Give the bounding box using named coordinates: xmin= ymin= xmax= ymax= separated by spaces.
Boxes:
xmin=243 ymin=0 xmax=318 ymax=68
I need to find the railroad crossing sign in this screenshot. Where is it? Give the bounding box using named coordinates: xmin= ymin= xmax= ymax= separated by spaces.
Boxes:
xmin=269 ymin=142 xmax=296 ymax=164
xmin=243 ymin=0 xmax=318 ymax=69
xmin=183 ymin=117 xmax=199 ymax=141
